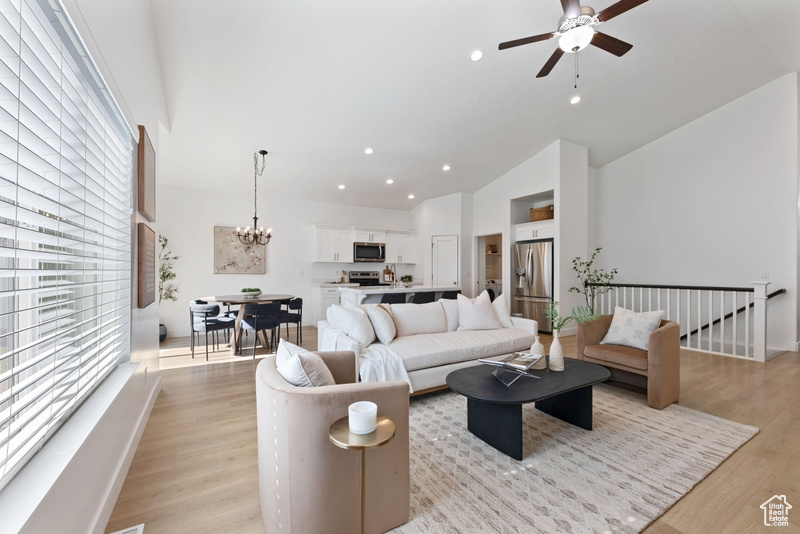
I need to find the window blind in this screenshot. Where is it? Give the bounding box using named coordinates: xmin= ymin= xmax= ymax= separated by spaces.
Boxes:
xmin=0 ymin=0 xmax=133 ymax=489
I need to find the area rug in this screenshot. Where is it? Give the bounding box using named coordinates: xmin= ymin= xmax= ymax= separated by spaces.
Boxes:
xmin=393 ymin=384 xmax=758 ymax=534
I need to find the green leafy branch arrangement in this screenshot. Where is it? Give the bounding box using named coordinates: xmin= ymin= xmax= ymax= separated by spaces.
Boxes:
xmin=569 ymin=247 xmax=618 ymax=313
xmin=544 ymin=302 xmax=597 ymax=333
xmin=158 ymin=234 xmax=179 ymax=304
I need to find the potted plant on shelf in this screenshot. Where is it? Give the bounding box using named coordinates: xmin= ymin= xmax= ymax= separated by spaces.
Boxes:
xmin=544 ymin=303 xmax=596 ymax=371
xmin=158 ymin=234 xmax=179 ymax=342
xmin=569 ymin=247 xmax=618 ymax=313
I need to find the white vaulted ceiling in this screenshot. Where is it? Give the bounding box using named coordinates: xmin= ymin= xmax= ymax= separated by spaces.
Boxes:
xmin=111 ymin=0 xmax=800 ymax=209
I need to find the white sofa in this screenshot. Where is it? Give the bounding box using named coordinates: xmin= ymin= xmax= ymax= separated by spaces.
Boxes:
xmin=317 ymin=292 xmax=537 ymax=394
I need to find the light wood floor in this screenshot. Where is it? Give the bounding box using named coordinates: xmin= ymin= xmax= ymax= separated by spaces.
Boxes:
xmin=107 ymin=328 xmax=800 ymax=533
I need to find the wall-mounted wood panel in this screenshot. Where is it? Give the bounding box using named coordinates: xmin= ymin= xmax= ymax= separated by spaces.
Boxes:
xmin=138 ymin=223 xmax=156 ymax=308
xmin=137 ymin=124 xmax=156 ymax=222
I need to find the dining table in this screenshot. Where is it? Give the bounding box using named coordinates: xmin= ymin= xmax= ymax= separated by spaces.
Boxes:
xmin=204 ymin=294 xmax=294 ymax=355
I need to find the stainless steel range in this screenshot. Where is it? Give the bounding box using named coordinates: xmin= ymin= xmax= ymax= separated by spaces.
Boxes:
xmin=348 ymin=271 xmax=390 ymax=286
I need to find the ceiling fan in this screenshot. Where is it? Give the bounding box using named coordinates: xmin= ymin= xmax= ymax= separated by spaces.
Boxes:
xmin=499 ymin=0 xmax=648 ymax=78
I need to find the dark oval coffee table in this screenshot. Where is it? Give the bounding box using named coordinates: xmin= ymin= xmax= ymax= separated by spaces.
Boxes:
xmin=446 ymin=357 xmax=610 ymax=460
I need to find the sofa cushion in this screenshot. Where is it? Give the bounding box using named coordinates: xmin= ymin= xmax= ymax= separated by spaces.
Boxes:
xmin=390 ymin=302 xmax=447 ymax=337
xmin=388 ymin=329 xmax=535 ymax=372
xmin=367 ymin=304 xmax=397 ymax=345
xmin=327 ymin=304 xmax=376 ymax=348
xmin=439 ymin=298 xmax=459 ymax=332
xmin=277 ymin=352 xmax=336 ymax=387
xmin=457 ymin=291 xmax=501 ymax=331
xmin=584 ymin=343 xmax=648 ymax=371
xmin=601 ymin=307 xmax=664 ymax=350
xmin=491 ymin=293 xmax=514 ymax=329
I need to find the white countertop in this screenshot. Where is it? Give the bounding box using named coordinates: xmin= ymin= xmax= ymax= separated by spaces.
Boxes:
xmin=338 ymin=285 xmax=460 ymax=294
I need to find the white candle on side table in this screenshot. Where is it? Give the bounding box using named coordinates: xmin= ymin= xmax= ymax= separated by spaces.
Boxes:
xmin=348 ymin=401 xmax=377 ymax=434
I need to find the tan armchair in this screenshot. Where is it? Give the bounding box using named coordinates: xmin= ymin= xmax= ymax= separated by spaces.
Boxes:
xmin=576 ymin=315 xmax=680 ymax=409
xmin=256 ymin=351 xmax=410 ymax=533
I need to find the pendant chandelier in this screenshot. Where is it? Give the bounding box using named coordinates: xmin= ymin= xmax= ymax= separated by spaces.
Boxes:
xmin=236 ymin=150 xmax=273 ymax=245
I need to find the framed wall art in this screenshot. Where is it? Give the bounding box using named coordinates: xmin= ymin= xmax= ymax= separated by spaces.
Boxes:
xmin=137 ymin=223 xmax=156 ymax=308
xmin=213 ymin=226 xmax=266 ymax=274
xmin=137 ymin=124 xmax=156 ymax=222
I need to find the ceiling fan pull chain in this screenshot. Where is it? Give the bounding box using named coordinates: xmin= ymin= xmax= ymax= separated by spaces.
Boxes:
xmin=574 ymin=52 xmax=579 ymax=89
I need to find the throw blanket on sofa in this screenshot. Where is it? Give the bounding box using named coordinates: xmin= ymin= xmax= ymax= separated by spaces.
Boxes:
xmin=359 ymin=344 xmax=414 ymax=392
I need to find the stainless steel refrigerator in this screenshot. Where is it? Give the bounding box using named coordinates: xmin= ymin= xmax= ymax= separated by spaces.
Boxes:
xmin=511 ymin=239 xmax=554 ymax=333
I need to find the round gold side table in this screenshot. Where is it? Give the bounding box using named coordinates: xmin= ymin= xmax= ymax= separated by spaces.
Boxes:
xmin=329 ymin=415 xmax=396 ymax=534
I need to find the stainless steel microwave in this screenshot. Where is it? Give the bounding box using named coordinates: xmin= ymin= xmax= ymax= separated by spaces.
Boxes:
xmin=353 ymin=242 xmax=385 ymax=262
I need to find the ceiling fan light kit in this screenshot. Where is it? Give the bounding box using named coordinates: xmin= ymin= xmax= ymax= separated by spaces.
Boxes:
xmin=498 ymin=0 xmax=648 ymax=77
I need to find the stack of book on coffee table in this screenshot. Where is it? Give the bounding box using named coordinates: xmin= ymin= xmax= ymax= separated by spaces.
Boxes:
xmin=478 ymin=353 xmax=544 ymax=387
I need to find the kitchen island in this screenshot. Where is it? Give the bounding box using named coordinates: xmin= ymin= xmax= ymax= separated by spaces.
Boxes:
xmin=339 ymin=285 xmax=461 ymax=305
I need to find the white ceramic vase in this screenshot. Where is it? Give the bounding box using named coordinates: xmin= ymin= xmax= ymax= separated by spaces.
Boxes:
xmin=530 ymin=336 xmax=547 ymax=369
xmin=549 ymin=331 xmax=565 ymax=371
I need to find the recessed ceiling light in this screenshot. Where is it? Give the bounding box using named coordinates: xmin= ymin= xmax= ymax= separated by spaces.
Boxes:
xmin=338 ymin=184 xmax=345 ymax=190
xmin=442 ymin=164 xmax=451 ymax=171
xmin=470 ymin=50 xmax=483 ymax=62
xmin=364 ymin=147 xmax=373 ymax=155
xmin=408 ymin=194 xmax=415 ymax=199
xmin=570 ymin=95 xmax=581 ymax=105
xmin=386 ymin=178 xmax=394 ymax=184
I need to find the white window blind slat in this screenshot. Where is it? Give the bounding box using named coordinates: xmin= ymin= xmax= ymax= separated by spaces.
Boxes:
xmin=0 ymin=0 xmax=133 ymax=490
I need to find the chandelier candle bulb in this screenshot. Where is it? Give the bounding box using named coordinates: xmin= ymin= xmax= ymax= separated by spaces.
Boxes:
xmin=348 ymin=401 xmax=377 ymax=435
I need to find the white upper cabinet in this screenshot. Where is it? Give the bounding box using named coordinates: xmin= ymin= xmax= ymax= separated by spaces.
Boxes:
xmin=354 ymin=229 xmax=386 ymax=243
xmin=385 ymin=232 xmax=417 ymax=263
xmin=514 ymin=220 xmax=554 ymax=242
xmin=314 ymin=225 xmax=354 ymax=263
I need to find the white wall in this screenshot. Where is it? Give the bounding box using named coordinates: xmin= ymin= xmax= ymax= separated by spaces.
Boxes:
xmin=412 ymin=192 xmax=469 ymax=292
xmin=158 ymin=184 xmax=414 ymax=336
xmin=594 ymin=73 xmax=799 ymax=350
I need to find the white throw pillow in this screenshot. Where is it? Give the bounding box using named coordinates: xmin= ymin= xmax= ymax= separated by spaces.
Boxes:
xmin=366 ymin=304 xmax=397 ymax=345
xmin=491 ymin=293 xmax=515 ymax=329
xmin=277 ymin=352 xmax=335 ymax=387
xmin=391 ymin=302 xmax=447 ymax=337
xmin=601 ymin=307 xmax=665 ymax=351
xmin=439 ymin=298 xmax=459 ymax=332
xmin=276 ymin=338 xmax=305 ymax=367
xmin=326 ymin=304 xmax=376 ymax=347
xmin=457 ymin=291 xmax=501 ymax=331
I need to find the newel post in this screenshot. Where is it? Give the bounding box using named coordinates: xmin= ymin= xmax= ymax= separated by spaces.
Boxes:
xmin=751 ymin=281 xmax=770 ymax=362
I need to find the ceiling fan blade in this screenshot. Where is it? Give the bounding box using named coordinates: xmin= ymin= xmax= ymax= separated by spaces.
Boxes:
xmin=537 ymin=48 xmax=564 ymax=78
xmin=560 ymin=0 xmax=581 ymax=18
xmin=596 ymin=0 xmax=648 ymax=22
xmin=590 ymin=31 xmax=633 ymax=57
xmin=498 ymin=32 xmax=556 ymax=50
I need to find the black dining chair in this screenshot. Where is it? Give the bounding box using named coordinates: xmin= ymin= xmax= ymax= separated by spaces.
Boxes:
xmin=410 ymin=291 xmax=434 ymax=304
xmin=439 ymin=290 xmax=461 ymax=300
xmin=190 ymin=302 xmax=235 ymax=361
xmin=240 ymin=303 xmax=281 ymax=359
xmin=276 ymin=298 xmax=303 ymax=344
xmin=380 ymin=293 xmax=406 ymax=304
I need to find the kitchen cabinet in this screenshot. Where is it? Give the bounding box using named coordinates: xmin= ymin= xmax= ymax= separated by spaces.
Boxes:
xmin=385 ymin=232 xmax=416 ymax=263
xmin=314 ymin=226 xmax=354 ymax=263
xmin=514 ymin=220 xmax=554 ymax=242
xmin=354 ymin=230 xmax=386 ymax=243
xmin=314 ymin=286 xmax=341 ymax=323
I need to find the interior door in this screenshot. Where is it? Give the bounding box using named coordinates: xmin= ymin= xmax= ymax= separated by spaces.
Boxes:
xmin=432 ymin=235 xmax=458 ymax=287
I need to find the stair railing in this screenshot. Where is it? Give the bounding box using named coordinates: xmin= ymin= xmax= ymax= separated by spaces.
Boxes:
xmin=586 ymin=281 xmax=785 ymax=362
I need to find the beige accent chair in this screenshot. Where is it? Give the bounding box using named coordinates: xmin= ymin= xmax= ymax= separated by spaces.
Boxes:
xmin=256 ymin=351 xmax=410 ymax=533
xmin=576 ymin=315 xmax=680 ymax=409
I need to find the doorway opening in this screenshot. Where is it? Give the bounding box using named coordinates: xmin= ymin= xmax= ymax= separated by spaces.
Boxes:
xmin=476 ymin=233 xmax=502 ymax=301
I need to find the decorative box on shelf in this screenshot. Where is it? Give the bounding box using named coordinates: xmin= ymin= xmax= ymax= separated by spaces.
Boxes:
xmin=530 ymin=205 xmax=554 ymax=222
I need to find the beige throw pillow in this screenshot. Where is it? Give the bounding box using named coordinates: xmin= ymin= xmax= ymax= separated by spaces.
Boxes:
xmin=327 ymin=304 xmax=376 ymax=347
xmin=276 ymin=352 xmax=335 ymax=387
xmin=491 ymin=293 xmax=515 ymax=329
xmin=457 ymin=291 xmax=501 ymax=331
xmin=601 ymin=307 xmax=664 ymax=350
xmin=366 ymin=304 xmax=397 ymax=345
